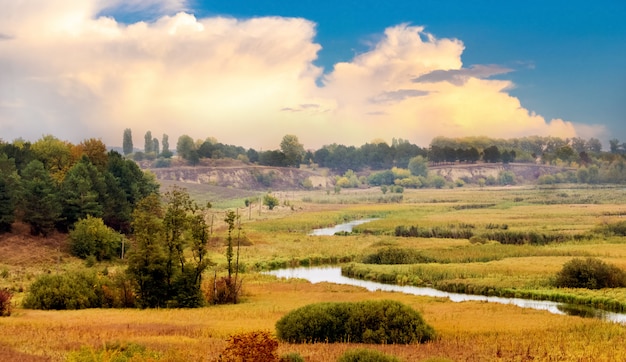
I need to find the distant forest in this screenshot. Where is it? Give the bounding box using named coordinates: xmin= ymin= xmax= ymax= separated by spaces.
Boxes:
xmin=2 ymin=132 xmax=626 ymax=236
xmin=126 ymin=129 xmax=625 ymax=171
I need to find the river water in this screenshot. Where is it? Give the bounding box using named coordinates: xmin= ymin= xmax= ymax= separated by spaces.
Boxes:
xmin=266 ymin=267 xmax=626 ymax=324
xmin=308 ymin=218 xmax=379 ymax=236
xmin=297 ymin=219 xmax=626 ymax=323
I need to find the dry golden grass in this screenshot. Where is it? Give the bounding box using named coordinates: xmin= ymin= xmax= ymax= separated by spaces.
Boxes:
xmin=4 ymin=185 xmax=626 ymax=361
xmin=2 ymin=274 xmax=626 ymax=361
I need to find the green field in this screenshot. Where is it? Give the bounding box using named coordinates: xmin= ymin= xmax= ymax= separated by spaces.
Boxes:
xmin=2 ymin=184 xmax=626 ymax=361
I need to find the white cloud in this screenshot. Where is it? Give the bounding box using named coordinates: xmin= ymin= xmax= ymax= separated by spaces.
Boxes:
xmin=0 ymin=4 xmax=604 ymax=150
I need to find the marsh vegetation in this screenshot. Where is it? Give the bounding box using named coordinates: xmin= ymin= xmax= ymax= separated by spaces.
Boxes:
xmin=3 ymin=182 xmax=626 ymax=360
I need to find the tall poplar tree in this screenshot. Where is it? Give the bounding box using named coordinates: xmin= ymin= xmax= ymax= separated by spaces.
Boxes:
xmin=144 ymin=131 xmax=153 ymax=154
xmin=123 ymin=128 xmax=133 ymax=155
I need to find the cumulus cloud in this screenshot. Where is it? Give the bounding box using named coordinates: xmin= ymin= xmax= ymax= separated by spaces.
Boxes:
xmin=412 ymin=64 xmax=513 ymax=86
xmin=0 ymin=3 xmax=603 ymax=150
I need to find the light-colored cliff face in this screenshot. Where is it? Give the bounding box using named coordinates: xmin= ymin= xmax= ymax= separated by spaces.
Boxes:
xmin=149 ymin=165 xmax=333 ymax=190
xmin=431 ymin=163 xmax=575 ymax=182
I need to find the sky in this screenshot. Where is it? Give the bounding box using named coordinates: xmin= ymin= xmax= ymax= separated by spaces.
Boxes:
xmin=1 ymin=0 xmax=624 ymax=151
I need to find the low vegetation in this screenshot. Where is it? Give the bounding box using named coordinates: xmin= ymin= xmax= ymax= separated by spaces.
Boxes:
xmin=220 ymin=330 xmax=280 ymax=362
xmin=4 ymin=132 xmax=626 ymax=360
xmin=337 ymin=349 xmax=401 ymax=362
xmin=554 ymin=257 xmax=626 ymax=289
xmin=275 ymin=300 xmax=435 ymax=344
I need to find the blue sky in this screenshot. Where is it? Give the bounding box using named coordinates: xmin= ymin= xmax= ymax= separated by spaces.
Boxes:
xmin=1 ymin=0 xmax=624 ymax=149
xmin=194 ymin=0 xmax=625 ymax=140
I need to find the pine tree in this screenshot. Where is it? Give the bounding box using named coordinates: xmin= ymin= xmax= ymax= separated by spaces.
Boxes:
xmin=20 ymin=160 xmax=62 ymax=236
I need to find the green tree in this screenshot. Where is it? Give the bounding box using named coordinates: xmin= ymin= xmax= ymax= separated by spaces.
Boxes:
xmin=482 ymin=145 xmax=501 ymax=163
xmin=221 ymin=210 xmax=241 ymax=303
xmin=0 ymin=154 xmax=20 ymax=232
xmin=127 ymin=194 xmax=168 ymax=308
xmin=587 ymin=138 xmax=602 ymax=153
xmin=59 ymin=157 xmax=107 ymax=231
xmin=161 ymin=134 xmax=172 ymax=158
xmin=176 ymin=135 xmax=196 ymax=163
xmin=280 ymin=134 xmax=305 ymax=168
xmin=19 ymin=160 xmax=62 ymax=236
xmin=123 ymin=128 xmax=133 ymax=155
xmin=263 ymin=193 xmax=279 ymax=210
xmin=31 ymin=135 xmax=74 ymax=182
xmin=144 ymin=131 xmax=153 ymax=154
xmin=162 ymin=186 xmax=194 ymax=297
xmin=408 ymin=155 xmax=428 ymax=177
xmin=152 ymin=138 xmax=159 ymax=157
xmin=128 ymin=188 xmax=211 ymax=308
xmin=69 ymin=216 xmax=125 ymax=261
xmin=610 ymin=139 xmax=621 ymax=154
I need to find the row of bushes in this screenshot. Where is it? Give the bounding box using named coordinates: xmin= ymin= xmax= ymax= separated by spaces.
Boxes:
xmin=394 ymin=224 xmax=582 ymax=245
xmin=253 ymin=255 xmax=356 ymax=271
xmin=362 ymin=247 xmax=434 ymax=265
xmin=275 ymin=300 xmax=434 ymax=344
xmin=394 ymin=225 xmax=474 ymax=239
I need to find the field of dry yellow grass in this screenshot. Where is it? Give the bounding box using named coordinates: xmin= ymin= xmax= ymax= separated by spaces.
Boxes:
xmin=3 ymin=275 xmax=626 ymax=361
xmin=2 ymin=185 xmax=626 ymax=361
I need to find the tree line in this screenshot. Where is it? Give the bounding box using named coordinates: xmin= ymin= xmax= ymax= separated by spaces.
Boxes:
xmin=124 ymin=129 xmax=626 ymax=176
xmin=0 ymin=136 xmax=158 ymax=235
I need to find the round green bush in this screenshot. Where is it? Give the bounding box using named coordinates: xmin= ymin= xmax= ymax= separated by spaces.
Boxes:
xmin=554 ymin=257 xmax=626 ymax=289
xmin=276 ymin=300 xmax=434 ymax=344
xmin=69 ymin=216 xmax=125 ymax=261
xmin=23 ymin=272 xmax=102 ymax=310
xmin=337 ymin=349 xmax=400 ymax=362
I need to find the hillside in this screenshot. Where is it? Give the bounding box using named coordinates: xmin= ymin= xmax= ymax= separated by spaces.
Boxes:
xmin=430 ymin=162 xmax=575 ymax=182
xmin=148 ymin=161 xmax=574 ymax=191
xmin=149 ymin=163 xmax=333 ymax=191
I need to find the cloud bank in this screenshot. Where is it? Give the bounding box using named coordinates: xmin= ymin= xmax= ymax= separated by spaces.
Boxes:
xmin=0 ymin=1 xmax=606 ymax=149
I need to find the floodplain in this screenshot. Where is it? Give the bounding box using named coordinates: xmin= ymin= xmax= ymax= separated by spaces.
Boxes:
xmin=2 ymin=184 xmax=626 ymax=361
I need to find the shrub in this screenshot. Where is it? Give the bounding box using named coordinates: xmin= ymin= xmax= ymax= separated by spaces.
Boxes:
xmin=69 ymin=216 xmax=125 ymax=260
xmin=24 ymin=272 xmax=102 ymax=310
xmin=205 ymin=276 xmax=242 ymax=305
xmin=23 ymin=271 xmax=135 ymax=309
xmin=595 ymin=221 xmax=626 ymax=236
xmin=0 ymin=288 xmax=12 ymax=316
xmin=264 ymin=193 xmax=279 ymax=210
xmin=276 ymin=300 xmax=434 ymax=344
xmin=337 ymin=349 xmax=401 ymax=362
xmin=153 ymin=157 xmax=171 ymax=168
xmin=554 ymin=257 xmax=626 ymax=289
xmin=363 ymin=247 xmax=432 ymax=264
xmin=220 ymin=330 xmax=279 ymax=362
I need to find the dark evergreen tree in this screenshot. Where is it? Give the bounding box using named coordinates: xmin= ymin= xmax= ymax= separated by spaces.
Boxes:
xmin=0 ymin=154 xmax=19 ymax=232
xmin=19 ymin=160 xmax=62 ymax=236
xmin=59 ymin=157 xmax=106 ymax=231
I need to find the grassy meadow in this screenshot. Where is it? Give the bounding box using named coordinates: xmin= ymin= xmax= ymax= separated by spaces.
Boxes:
xmin=2 ymin=184 xmax=626 ymax=361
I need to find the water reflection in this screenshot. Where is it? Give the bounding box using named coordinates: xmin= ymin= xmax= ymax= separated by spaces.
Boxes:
xmin=309 ymin=218 xmax=378 ymax=236
xmin=266 ymin=267 xmax=626 ymax=324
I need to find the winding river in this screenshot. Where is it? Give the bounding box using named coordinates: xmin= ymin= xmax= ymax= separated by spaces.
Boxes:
xmin=293 ymin=219 xmax=626 ymax=323
xmin=266 ymin=267 xmax=626 ymax=324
